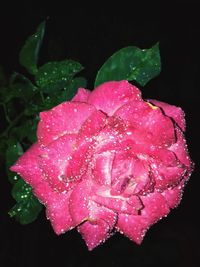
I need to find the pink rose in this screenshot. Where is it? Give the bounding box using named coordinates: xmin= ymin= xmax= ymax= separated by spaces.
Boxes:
xmin=11 ymin=80 xmax=193 ymax=250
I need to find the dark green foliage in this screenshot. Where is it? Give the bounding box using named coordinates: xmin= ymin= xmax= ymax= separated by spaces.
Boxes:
xmin=95 ymin=43 xmax=160 ymax=87
xmin=1 ymin=21 xmax=87 ymax=224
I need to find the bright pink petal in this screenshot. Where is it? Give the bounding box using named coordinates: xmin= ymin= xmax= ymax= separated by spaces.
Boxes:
xmin=11 ymin=143 xmax=75 ymax=234
xmin=65 ymin=142 xmax=90 ymax=182
xmin=116 ymin=214 xmax=147 ymax=244
xmin=10 ymin=143 xmax=43 ymax=187
xmin=37 ymin=102 xmax=95 ymax=146
xmin=91 ymin=151 xmax=115 ymax=186
xmin=151 ymin=162 xmax=185 ymax=190
xmin=162 ymin=183 xmax=184 ymax=209
xmin=92 ymin=116 xmax=126 ymax=154
xmin=116 ymin=192 xmax=169 ymax=244
xmin=69 ymin=179 xmax=91 ymax=225
xmin=111 ymin=151 xmax=151 ymax=196
xmin=37 ymin=134 xmax=77 ymax=192
xmin=78 ymin=221 xmax=107 ymax=250
xmin=114 ymin=100 xmax=175 ymax=146
xmin=170 ymin=127 xmax=192 ymax=168
xmin=34 ymin=182 xmax=74 ymax=234
xmin=111 ymin=152 xmax=135 ymax=195
xmin=88 ymin=80 xmax=141 ymax=115
xmin=150 ymin=147 xmax=177 ymax=165
xmin=72 ymin=87 xmax=91 ymax=102
xmin=129 ymin=159 xmax=152 ymax=195
xmin=116 ymin=136 xmax=152 ymax=156
xmin=78 ymin=201 xmax=117 ymax=250
xmin=77 ymin=110 xmax=107 ymax=140
xmin=148 ymin=99 xmax=185 ymax=132
xmin=92 ymin=194 xmax=142 ymax=215
xmin=149 ymin=148 xmax=186 ymax=190
xmin=66 ymin=110 xmax=107 ymax=179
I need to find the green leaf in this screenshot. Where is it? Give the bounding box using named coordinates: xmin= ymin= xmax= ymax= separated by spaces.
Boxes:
xmin=94 ymin=43 xmax=161 ymax=87
xmin=35 ymin=59 xmax=84 ymax=93
xmin=6 ymin=139 xmax=23 ymax=184
xmin=60 ymin=77 xmax=87 ymax=102
xmin=11 ymin=178 xmax=31 ymax=202
xmin=1 ymin=101 xmax=17 ymax=122
xmin=26 ymin=120 xmax=38 ymax=143
xmin=12 ymin=119 xmax=38 ymax=143
xmin=24 ymin=104 xmax=40 ymax=116
xmin=5 ymin=73 xmax=37 ymax=103
xmin=9 ymin=179 xmax=43 ymax=224
xmin=19 ymin=21 xmax=46 ymax=75
xmin=40 ymin=77 xmax=87 ymax=110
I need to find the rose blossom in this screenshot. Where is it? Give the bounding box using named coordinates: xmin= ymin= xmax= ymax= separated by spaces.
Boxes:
xmin=11 ymin=80 xmax=193 ymax=250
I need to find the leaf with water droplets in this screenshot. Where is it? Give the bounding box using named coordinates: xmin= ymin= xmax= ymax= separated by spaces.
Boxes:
xmin=12 ymin=119 xmax=38 ymax=143
xmin=60 ymin=77 xmax=87 ymax=102
xmin=35 ymin=60 xmax=84 ymax=93
xmin=5 ymin=72 xmax=37 ymax=103
xmin=19 ymin=21 xmax=45 ymax=75
xmin=94 ymin=43 xmax=161 ymax=87
xmin=6 ymin=140 xmax=23 ymax=184
xmin=9 ymin=178 xmax=43 ymax=224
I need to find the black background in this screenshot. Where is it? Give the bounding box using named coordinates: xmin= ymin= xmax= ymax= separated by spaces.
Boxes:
xmin=1 ymin=2 xmax=199 ymax=266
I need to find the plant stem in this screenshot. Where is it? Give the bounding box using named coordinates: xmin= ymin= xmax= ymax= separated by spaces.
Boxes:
xmin=0 ymin=111 xmax=24 ymax=138
xmin=0 ymin=102 xmax=11 ymax=123
xmin=0 ymin=88 xmax=44 ymax=139
xmin=40 ymin=91 xmax=45 ymax=103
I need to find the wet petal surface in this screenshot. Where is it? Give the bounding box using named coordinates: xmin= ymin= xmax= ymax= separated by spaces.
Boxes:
xmin=78 ymin=201 xmax=117 ymax=250
xmin=37 ymin=102 xmax=95 ymax=145
xmin=88 ymin=80 xmax=141 ymax=115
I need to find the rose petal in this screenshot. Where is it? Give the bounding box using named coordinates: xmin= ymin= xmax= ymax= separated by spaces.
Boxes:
xmin=116 ymin=214 xmax=146 ymax=244
xmin=148 ymin=148 xmax=186 ymax=190
xmin=151 ymin=162 xmax=186 ymax=191
xmin=72 ymin=87 xmax=91 ymax=102
xmin=88 ymin=80 xmax=141 ymax=115
xmin=78 ymin=201 xmax=117 ymax=250
xmin=162 ymin=183 xmax=184 ymax=209
xmin=37 ymin=102 xmax=95 ymax=145
xmin=111 ymin=152 xmax=135 ymax=195
xmin=66 ymin=110 xmax=107 ymax=179
xmin=69 ymin=179 xmax=91 ymax=225
xmin=92 ymin=151 xmax=115 ymax=186
xmin=65 ymin=142 xmax=90 ymax=182
xmin=92 ymin=194 xmax=142 ymax=215
xmin=170 ymin=127 xmax=192 ymax=168
xmin=10 ymin=143 xmax=75 ymax=234
xmin=148 ymin=99 xmax=185 ymax=131
xmin=37 ymin=134 xmax=77 ymax=192
xmin=34 ymin=182 xmax=74 ymax=234
xmin=116 ymin=192 xmax=169 ymax=244
xmin=77 ymin=110 xmax=107 ymax=140
xmin=150 ymin=147 xmax=178 ymax=165
xmin=92 ymin=116 xmax=126 ymax=154
xmin=114 ymin=100 xmax=175 ymax=146
xmin=10 ymin=143 xmax=43 ymax=187
xmin=111 ymin=151 xmax=151 ymax=196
